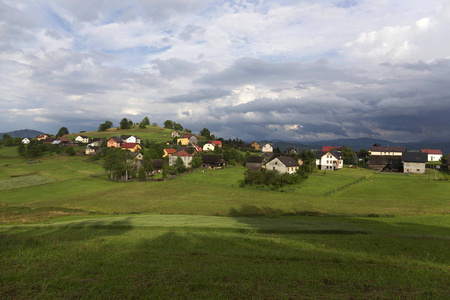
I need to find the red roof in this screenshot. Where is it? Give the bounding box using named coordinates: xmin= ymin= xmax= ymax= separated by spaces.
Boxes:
xmin=173 ymin=150 xmax=192 ymax=156
xmin=322 ymin=146 xmax=341 ymax=152
xmin=164 ymin=148 xmax=176 ymax=154
xmin=193 ymin=145 xmax=203 ymax=152
xmin=210 ymin=140 xmax=222 ymax=147
xmin=122 ymin=143 xmax=140 ymax=149
xmin=421 ymin=149 xmax=442 ymax=155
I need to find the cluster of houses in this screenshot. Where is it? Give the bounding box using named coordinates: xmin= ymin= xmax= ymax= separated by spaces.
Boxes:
xmin=366 ymin=144 xmax=442 ymax=174
xmin=26 ymin=132 xmax=445 ymax=176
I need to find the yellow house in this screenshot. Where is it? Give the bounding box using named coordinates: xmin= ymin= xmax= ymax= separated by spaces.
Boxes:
xmin=177 ymin=138 xmax=189 ymax=145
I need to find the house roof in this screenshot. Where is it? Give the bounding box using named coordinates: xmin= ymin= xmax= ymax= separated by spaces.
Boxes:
xmin=322 ymin=146 xmax=341 ymax=152
xmin=58 ymin=137 xmax=70 ymax=142
xmin=402 ymin=152 xmax=428 ymax=163
xmin=164 ymin=148 xmax=177 ymax=154
xmin=272 ymin=156 xmax=300 ymax=167
xmin=210 ymin=140 xmax=222 ymax=146
xmin=245 ymin=156 xmax=265 ymax=163
xmin=173 ymin=150 xmax=192 ymax=156
xmin=421 ymin=149 xmax=442 ymax=155
xmin=109 ymin=137 xmax=123 ymax=143
xmin=369 ymin=145 xmax=407 ymax=152
xmin=77 ymin=135 xmax=89 ymax=139
xmin=193 ymin=145 xmax=203 ymax=152
xmin=315 ymin=151 xmax=342 ymax=159
xmin=122 ymin=143 xmax=141 ymax=149
xmin=120 ymin=135 xmax=132 ymax=139
xmin=150 ymin=159 xmax=164 ymax=169
xmin=202 ymin=155 xmax=226 ymax=163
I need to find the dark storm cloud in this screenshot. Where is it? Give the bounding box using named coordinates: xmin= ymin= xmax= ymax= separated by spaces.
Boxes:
xmin=196 ymin=57 xmax=364 ymax=87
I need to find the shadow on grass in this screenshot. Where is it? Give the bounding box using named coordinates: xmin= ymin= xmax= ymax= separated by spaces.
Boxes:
xmin=1 ymin=218 xmax=448 ymax=299
xmin=228 ymin=204 xmax=450 ymax=238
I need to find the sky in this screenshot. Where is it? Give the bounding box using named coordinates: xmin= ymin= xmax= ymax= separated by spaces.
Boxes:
xmin=1 ymin=0 xmax=450 ymax=142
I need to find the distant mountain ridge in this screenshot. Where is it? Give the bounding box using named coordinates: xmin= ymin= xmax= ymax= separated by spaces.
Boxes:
xmin=270 ymin=137 xmax=450 ymax=155
xmin=0 ymin=129 xmax=46 ymax=139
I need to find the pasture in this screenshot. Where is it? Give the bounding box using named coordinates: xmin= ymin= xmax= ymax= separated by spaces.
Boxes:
xmin=0 ymin=147 xmax=449 ymax=299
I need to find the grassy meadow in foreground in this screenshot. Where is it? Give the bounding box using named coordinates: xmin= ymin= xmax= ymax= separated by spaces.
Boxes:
xmin=0 ymin=146 xmax=449 ymax=298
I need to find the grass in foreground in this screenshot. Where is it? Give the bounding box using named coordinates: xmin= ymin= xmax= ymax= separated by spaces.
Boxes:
xmin=0 ymin=214 xmax=448 ymax=299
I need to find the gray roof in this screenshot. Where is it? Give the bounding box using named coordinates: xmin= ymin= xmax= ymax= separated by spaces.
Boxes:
xmin=272 ymin=156 xmax=299 ymax=167
xmin=245 ymin=156 xmax=265 ymax=163
xmin=402 ymin=152 xmax=428 ymax=163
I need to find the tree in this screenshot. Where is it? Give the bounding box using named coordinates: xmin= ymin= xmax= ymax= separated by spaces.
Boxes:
xmin=184 ymin=128 xmax=192 ymax=134
xmin=174 ymin=156 xmax=187 ymax=174
xmin=142 ymin=117 xmax=150 ymax=126
xmin=152 ymin=122 xmax=158 ymax=127
xmin=173 ymin=122 xmax=183 ymax=131
xmin=120 ymin=118 xmax=132 ymax=130
xmin=200 ymin=128 xmax=211 ymax=139
xmin=99 ymin=120 xmax=113 ymax=131
xmin=164 ymin=120 xmax=173 ymax=129
xmin=190 ymin=155 xmax=202 ymax=169
xmin=56 ymin=127 xmax=69 ymax=137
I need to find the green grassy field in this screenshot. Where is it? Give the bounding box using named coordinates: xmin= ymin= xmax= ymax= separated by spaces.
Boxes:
xmin=65 ymin=125 xmax=182 ymax=143
xmin=0 ymin=147 xmax=449 ymax=299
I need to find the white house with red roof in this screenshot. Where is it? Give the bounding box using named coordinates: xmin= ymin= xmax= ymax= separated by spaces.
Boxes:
xmin=420 ymin=149 xmax=442 ymax=162
xmin=203 ymin=142 xmax=216 ymax=152
xmin=169 ymin=150 xmax=193 ymax=168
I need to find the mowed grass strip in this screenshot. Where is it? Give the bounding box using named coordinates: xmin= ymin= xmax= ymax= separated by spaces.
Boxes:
xmin=1 ymin=214 xmax=448 ymax=299
xmin=0 ymin=175 xmax=55 ymax=191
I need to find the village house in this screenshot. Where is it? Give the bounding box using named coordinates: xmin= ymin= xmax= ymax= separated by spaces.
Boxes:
xmin=261 ymin=143 xmax=274 ymax=153
xmin=121 ymin=143 xmax=142 ymax=153
xmin=184 ymin=134 xmax=199 ymax=145
xmin=37 ymin=134 xmax=48 ymax=141
xmin=171 ymin=130 xmax=180 ymax=138
xmin=75 ymin=135 xmax=89 ymax=143
xmin=202 ymin=142 xmax=216 ymax=152
xmin=149 ymin=159 xmax=164 ymax=174
xmin=250 ymin=142 xmax=260 ymax=151
xmin=120 ymin=135 xmax=141 ymax=144
xmin=201 ymin=155 xmax=227 ymax=169
xmin=163 ymin=148 xmax=177 ymax=157
xmin=53 ymin=137 xmax=70 ymax=145
xmin=107 ymin=137 xmax=124 ymax=148
xmin=88 ymin=138 xmax=105 ymax=147
xmin=266 ymin=156 xmax=300 ymax=174
xmin=193 ymin=145 xmax=203 ymax=153
xmin=210 ymin=140 xmax=222 ymax=149
xmin=368 ymin=144 xmax=407 ymax=171
xmin=315 ymin=151 xmax=344 ymax=171
xmin=284 ymin=147 xmax=297 ymax=155
xmin=42 ymin=137 xmax=56 ymax=144
xmin=85 ymin=146 xmax=100 ymax=155
xmin=21 ymin=138 xmax=30 ymax=144
xmin=402 ymin=152 xmax=428 ymax=174
xmin=177 ymin=137 xmax=189 ymax=146
xmin=420 ymin=149 xmax=442 ymax=162
xmin=245 ymin=156 xmax=265 ymax=170
xmin=169 ymin=150 xmax=193 ymax=168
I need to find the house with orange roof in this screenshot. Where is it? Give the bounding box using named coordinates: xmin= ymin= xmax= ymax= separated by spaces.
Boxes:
xmin=169 ymin=150 xmax=193 ymax=168
xmin=121 ymin=143 xmax=142 ymax=153
xmin=163 ymin=148 xmax=177 ymax=157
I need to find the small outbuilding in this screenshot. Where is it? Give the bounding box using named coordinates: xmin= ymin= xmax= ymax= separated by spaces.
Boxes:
xmin=402 ymin=152 xmax=428 ymax=174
